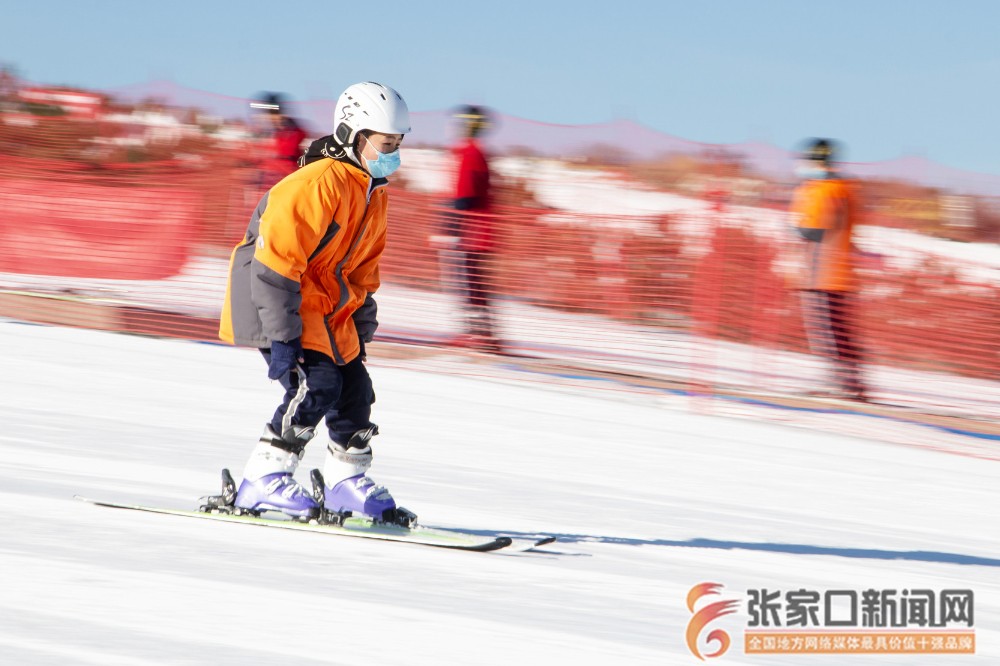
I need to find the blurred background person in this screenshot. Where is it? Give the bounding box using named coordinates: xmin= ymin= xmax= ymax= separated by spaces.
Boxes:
xmin=249 ymin=91 xmax=307 ymax=191
xmin=443 ymin=104 xmax=498 ymax=350
xmin=790 ymin=138 xmax=867 ymax=400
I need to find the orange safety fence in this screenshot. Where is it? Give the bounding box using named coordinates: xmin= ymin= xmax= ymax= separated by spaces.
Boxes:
xmin=1 ymin=106 xmax=998 ymax=427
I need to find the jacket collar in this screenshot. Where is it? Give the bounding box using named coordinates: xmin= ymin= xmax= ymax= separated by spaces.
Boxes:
xmin=298 ymin=135 xmax=389 ymax=188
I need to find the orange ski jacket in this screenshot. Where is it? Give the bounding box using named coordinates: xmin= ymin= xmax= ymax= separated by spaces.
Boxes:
xmin=790 ymin=177 xmax=859 ymax=292
xmin=219 ymin=141 xmax=388 ymax=364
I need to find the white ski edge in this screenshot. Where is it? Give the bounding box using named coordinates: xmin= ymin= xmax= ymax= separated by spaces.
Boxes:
xmin=73 ymin=496 xmax=516 ymax=552
xmin=505 ymin=536 xmax=559 ymax=553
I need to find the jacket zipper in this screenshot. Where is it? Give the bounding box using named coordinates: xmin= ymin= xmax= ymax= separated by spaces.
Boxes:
xmin=327 ymin=177 xmax=386 ymax=364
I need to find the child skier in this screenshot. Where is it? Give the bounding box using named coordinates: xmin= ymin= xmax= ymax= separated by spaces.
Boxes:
xmin=219 ymin=82 xmax=411 ymax=523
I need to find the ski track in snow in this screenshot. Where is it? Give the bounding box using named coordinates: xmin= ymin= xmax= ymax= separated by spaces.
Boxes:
xmin=0 ymin=320 xmax=996 ymax=665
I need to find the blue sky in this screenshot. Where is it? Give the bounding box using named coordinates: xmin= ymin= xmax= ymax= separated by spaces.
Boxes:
xmin=3 ymin=0 xmax=1000 ymax=174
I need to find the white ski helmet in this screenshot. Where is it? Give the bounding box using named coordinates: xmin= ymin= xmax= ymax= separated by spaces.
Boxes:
xmin=333 ymin=82 xmax=411 ymax=148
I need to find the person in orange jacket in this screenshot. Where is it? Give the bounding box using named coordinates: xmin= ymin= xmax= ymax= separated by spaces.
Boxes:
xmin=790 ymin=138 xmax=867 ymax=400
xmin=218 ymin=82 xmax=414 ymax=524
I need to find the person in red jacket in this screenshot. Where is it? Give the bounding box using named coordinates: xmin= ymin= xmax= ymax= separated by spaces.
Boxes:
xmin=447 ymin=105 xmax=498 ymax=349
xmin=250 ymin=92 xmax=308 ymax=190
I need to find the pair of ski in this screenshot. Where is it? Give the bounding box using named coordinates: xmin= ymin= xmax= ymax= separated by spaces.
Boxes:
xmin=76 ymin=469 xmax=555 ymax=554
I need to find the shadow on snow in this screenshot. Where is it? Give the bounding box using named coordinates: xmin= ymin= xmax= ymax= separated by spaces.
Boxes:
xmin=466 ymin=530 xmax=1000 ymax=567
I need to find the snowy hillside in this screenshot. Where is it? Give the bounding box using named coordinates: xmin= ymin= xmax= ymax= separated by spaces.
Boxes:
xmin=400 ymin=149 xmax=1000 ymax=286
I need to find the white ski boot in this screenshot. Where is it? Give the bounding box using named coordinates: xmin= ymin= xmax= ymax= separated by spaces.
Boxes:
xmin=319 ymin=426 xmax=413 ymax=525
xmin=233 ymin=425 xmax=319 ymax=519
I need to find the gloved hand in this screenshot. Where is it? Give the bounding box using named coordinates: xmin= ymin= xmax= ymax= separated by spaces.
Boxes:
xmin=353 ymin=294 xmax=378 ymax=343
xmin=268 ymin=338 xmax=303 ymax=380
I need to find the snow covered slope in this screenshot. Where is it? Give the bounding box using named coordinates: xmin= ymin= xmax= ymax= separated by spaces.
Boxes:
xmin=0 ymin=321 xmax=996 ymax=665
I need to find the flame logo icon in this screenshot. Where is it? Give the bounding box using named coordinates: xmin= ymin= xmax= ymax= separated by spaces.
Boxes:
xmin=686 ymin=582 xmax=740 ymax=660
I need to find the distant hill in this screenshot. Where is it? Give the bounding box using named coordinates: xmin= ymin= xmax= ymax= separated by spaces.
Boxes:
xmin=107 ymin=79 xmax=1000 ymax=197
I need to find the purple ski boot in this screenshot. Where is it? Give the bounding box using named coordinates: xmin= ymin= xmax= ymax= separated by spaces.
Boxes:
xmin=234 ymin=425 xmax=319 ymax=519
xmin=321 ymin=426 xmax=412 ymax=524
xmin=324 ymin=473 xmax=397 ymax=518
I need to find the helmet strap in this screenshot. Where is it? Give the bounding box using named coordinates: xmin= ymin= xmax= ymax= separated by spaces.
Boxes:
xmin=335 ymin=122 xmax=352 ymax=146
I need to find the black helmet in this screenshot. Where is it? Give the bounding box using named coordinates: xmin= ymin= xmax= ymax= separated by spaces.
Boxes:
xmin=454 ymin=104 xmax=491 ymax=137
xmin=801 ymin=138 xmax=837 ymax=165
xmin=250 ymin=92 xmax=285 ymax=115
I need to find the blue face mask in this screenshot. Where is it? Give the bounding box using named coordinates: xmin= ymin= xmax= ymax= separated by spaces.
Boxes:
xmin=795 ymin=164 xmax=828 ymax=180
xmin=363 ymin=145 xmax=401 ymax=178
